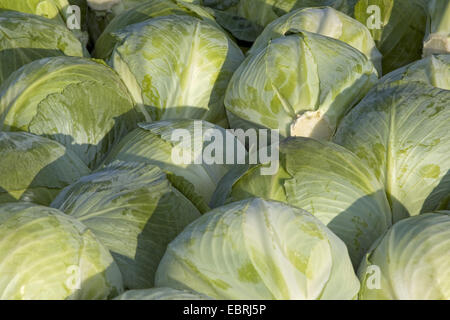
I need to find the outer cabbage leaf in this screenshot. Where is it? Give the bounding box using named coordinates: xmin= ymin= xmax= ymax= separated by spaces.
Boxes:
xmin=380 ymin=54 xmax=450 ymax=90
xmin=358 ymin=211 xmax=450 ymax=300
xmin=114 ymin=287 xmax=212 ymax=300
xmin=0 ymin=132 xmax=89 ymax=206
xmin=249 ymin=7 xmax=382 ymax=75
xmin=108 ymin=15 xmax=244 ymax=127
xmin=354 ymin=0 xmax=428 ymax=74
xmin=0 ymin=202 xmax=123 ymax=300
xmin=0 ymin=56 xmax=141 ymax=169
xmin=155 ymin=198 xmax=360 ymax=300
xmin=51 ymin=160 xmax=201 ymax=289
xmin=216 ymin=138 xmax=392 ymax=266
xmin=0 ymin=10 xmax=87 ymax=85
xmin=103 ymin=120 xmax=247 ymax=209
xmin=94 ymin=0 xmax=218 ymax=60
xmin=334 ymin=81 xmax=450 ymax=222
xmin=423 ymin=0 xmax=450 ymax=57
xmin=225 ymin=31 xmax=377 ymax=140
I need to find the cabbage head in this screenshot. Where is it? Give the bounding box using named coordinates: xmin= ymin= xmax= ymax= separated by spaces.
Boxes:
xmin=249 ymin=7 xmax=382 ymax=75
xmin=358 ymin=211 xmax=450 ymax=300
xmin=87 ymin=0 xmax=142 ymax=12
xmin=51 ymin=160 xmax=202 ymax=289
xmin=225 ymin=31 xmax=377 ymax=140
xmin=155 ymin=198 xmax=360 ymax=300
xmin=0 ymin=56 xmax=141 ymax=169
xmin=0 ymin=132 xmax=89 ymax=206
xmin=334 ymin=81 xmax=450 ymax=222
xmin=0 ymin=202 xmax=123 ymax=300
xmin=107 ymin=15 xmax=244 ymax=127
xmin=213 ymin=137 xmax=392 ymax=267
xmin=195 ymin=0 xmax=262 ymax=42
xmin=115 ymin=287 xmax=212 ymax=300
xmin=103 ymin=120 xmax=247 ymax=209
xmin=379 ymin=54 xmax=450 ymax=90
xmin=86 ymin=0 xmax=198 ymax=43
xmin=227 ymin=0 xmax=357 ymax=29
xmin=423 ymin=0 xmax=450 ymax=57
xmin=0 ymin=0 xmax=89 ymax=45
xmin=0 ymin=10 xmax=87 ymax=85
xmin=94 ymin=0 xmax=218 ymax=60
xmin=354 ymin=0 xmax=428 ymax=74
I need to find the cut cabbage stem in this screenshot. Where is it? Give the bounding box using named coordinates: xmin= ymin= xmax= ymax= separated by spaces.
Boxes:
xmin=290 ymin=110 xmax=333 ymax=140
